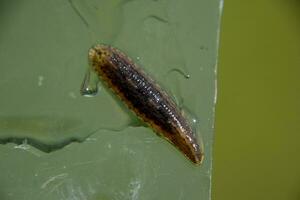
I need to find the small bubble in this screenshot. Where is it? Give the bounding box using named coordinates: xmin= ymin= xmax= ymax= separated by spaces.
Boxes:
xmin=38 ymin=75 xmax=44 ymax=86
xmin=68 ymin=92 xmax=76 ymax=99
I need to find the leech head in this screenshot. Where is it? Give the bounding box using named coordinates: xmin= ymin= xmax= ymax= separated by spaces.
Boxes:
xmin=88 ymin=45 xmax=111 ymax=72
xmin=81 ymin=44 xmax=113 ymax=97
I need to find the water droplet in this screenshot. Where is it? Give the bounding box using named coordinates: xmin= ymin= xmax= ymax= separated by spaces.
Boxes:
xmin=167 ymin=68 xmax=190 ymax=79
xmin=80 ymin=69 xmax=100 ymax=97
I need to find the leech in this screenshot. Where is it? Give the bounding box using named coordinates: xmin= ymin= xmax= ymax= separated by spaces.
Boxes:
xmin=81 ymin=44 xmax=204 ymax=164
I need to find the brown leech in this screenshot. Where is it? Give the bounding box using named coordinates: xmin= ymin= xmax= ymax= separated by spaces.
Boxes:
xmin=83 ymin=44 xmax=204 ymax=164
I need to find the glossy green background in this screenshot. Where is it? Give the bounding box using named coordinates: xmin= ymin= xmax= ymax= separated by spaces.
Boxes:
xmin=213 ymin=0 xmax=300 ymax=199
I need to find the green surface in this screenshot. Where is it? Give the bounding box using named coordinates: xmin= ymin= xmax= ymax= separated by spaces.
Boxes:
xmin=0 ymin=0 xmax=222 ymax=199
xmin=213 ymin=0 xmax=300 ymax=200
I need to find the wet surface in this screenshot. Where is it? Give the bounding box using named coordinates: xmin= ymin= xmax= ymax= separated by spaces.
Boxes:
xmin=0 ymin=0 xmax=222 ymax=199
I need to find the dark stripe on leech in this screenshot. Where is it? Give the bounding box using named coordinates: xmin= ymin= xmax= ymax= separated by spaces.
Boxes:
xmin=103 ymin=54 xmax=179 ymax=135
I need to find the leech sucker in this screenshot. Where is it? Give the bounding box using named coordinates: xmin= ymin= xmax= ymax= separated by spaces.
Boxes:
xmin=85 ymin=44 xmax=204 ymax=164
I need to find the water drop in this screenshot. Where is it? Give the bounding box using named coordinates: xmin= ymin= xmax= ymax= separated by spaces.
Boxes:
xmin=167 ymin=68 xmax=190 ymax=79
xmin=80 ymin=69 xmax=100 ymax=97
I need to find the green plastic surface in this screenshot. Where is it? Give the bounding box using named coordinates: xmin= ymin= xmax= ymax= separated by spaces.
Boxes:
xmin=0 ymin=0 xmax=222 ymax=199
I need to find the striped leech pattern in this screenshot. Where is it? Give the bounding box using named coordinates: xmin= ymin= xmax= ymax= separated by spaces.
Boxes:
xmin=85 ymin=44 xmax=203 ymax=164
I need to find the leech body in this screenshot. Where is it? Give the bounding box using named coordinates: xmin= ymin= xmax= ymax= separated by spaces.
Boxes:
xmin=85 ymin=44 xmax=203 ymax=164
